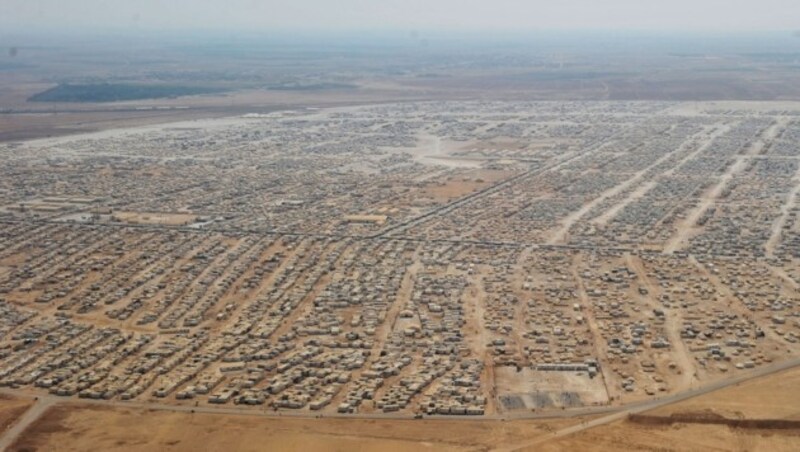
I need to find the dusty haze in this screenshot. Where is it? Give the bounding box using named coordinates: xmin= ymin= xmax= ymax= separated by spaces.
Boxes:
xmin=2 ymin=0 xmax=800 ymax=31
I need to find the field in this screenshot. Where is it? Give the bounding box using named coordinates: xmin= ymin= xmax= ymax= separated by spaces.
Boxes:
xmin=3 ymin=101 xmax=800 ymax=421
xmin=419 ymin=170 xmax=512 ymax=202
xmin=3 ymin=30 xmax=800 ymax=451
xmin=535 ymin=420 xmax=800 ymax=452
xmin=4 ymin=32 xmax=800 ymax=143
xmin=0 ymin=396 xmax=33 ymax=436
xmin=494 ymin=368 xmax=609 ymax=411
xmin=111 ymin=212 xmax=198 ymax=226
xmin=6 ymin=405 xmax=575 ymax=452
xmin=28 ymin=84 xmax=227 ymax=103
xmin=523 ymin=367 xmax=800 ymax=452
xmin=650 ymin=366 xmax=800 ymax=420
xmin=7 ymin=367 xmax=800 ymax=451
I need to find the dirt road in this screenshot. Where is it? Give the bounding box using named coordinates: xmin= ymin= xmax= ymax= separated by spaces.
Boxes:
xmin=0 ymin=398 xmax=54 ymax=451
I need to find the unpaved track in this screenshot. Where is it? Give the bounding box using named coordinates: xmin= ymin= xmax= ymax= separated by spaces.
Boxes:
xmin=0 ymin=398 xmax=54 ymax=451
xmin=591 ymin=180 xmax=656 ymax=226
xmin=665 ymin=119 xmax=786 ymax=254
xmin=625 ymin=254 xmax=697 ymax=391
xmin=551 ymin=124 xmax=727 ymax=243
xmin=765 ymin=164 xmax=800 ymax=257
xmin=663 ymin=156 xmax=747 ymax=254
xmin=570 ymin=255 xmax=614 ymax=402
xmin=548 ymin=150 xmax=677 ymax=244
xmin=593 ymin=124 xmax=731 ymax=227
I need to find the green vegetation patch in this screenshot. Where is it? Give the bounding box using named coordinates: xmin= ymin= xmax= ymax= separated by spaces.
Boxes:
xmin=266 ymin=82 xmax=357 ymax=91
xmin=28 ymin=83 xmax=226 ymax=102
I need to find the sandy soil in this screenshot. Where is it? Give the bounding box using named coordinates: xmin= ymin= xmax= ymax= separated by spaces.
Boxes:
xmin=7 ymin=405 xmax=576 ymax=452
xmin=765 ymin=165 xmax=800 ymax=257
xmin=495 ymin=367 xmax=608 ymax=411
xmin=648 ymin=366 xmax=800 ymax=420
xmin=6 ymin=340 xmax=800 ymax=452
xmin=10 ymin=364 xmax=800 ymax=452
xmin=511 ymin=366 xmax=800 ymax=452
xmin=0 ymin=83 xmax=434 ymax=143
xmin=111 ymin=212 xmax=198 ymax=226
xmin=533 ymin=420 xmax=800 ymax=452
xmin=420 ymin=170 xmax=513 ymax=202
xmin=0 ymin=396 xmax=34 ymax=435
xmin=662 ymin=157 xmax=745 ymax=254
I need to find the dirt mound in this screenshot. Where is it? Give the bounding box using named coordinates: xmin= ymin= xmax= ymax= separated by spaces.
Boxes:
xmin=629 ymin=412 xmax=800 ymax=430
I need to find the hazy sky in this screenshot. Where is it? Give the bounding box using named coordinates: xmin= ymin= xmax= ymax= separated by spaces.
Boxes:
xmin=2 ymin=0 xmax=799 ymax=32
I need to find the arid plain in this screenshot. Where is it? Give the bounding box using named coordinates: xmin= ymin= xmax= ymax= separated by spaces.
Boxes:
xmin=4 ymin=32 xmax=800 ymax=451
xmin=2 ymin=99 xmax=800 ymax=451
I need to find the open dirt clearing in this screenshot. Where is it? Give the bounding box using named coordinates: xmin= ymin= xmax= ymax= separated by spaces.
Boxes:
xmin=0 ymin=396 xmax=34 ymax=436
xmin=6 ymin=405 xmax=577 ymax=452
xmin=508 ymin=366 xmax=800 ymax=451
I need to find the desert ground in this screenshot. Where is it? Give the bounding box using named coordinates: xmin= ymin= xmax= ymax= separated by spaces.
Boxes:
xmin=0 ymin=396 xmax=33 ymax=437
xmin=530 ymin=366 xmax=800 ymax=452
xmin=3 ymin=31 xmax=800 ymax=450
xmin=5 ymin=404 xmax=576 ymax=452
xmin=3 ymin=101 xmax=800 ymax=420
xmin=5 ymin=31 xmax=800 ymax=143
xmin=5 ymin=366 xmax=800 ymax=451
